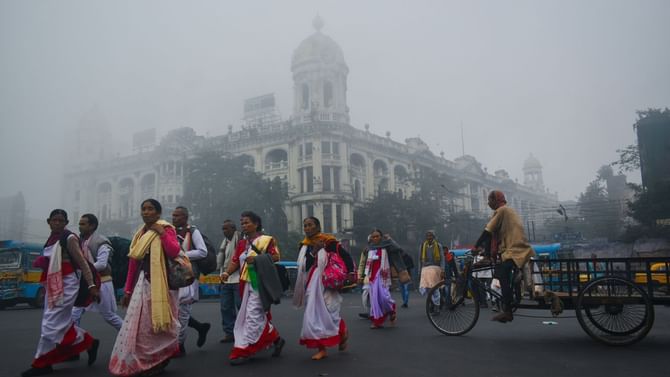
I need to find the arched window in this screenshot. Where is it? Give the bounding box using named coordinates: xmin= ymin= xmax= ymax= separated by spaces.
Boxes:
xmin=323 ymin=81 xmax=333 ymax=108
xmin=302 ymin=83 xmax=310 ymax=110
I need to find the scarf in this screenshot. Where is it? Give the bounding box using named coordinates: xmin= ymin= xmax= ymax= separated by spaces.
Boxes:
xmin=488 ymin=190 xmax=507 ymax=259
xmin=490 ymin=190 xmax=507 ymax=209
xmin=420 ymin=240 xmax=441 ymax=264
xmin=128 ymin=220 xmax=174 ymax=332
xmin=363 ymin=248 xmax=391 ymax=287
xmin=293 ymin=245 xmax=309 ymax=308
xmin=45 ymin=230 xmax=75 ymax=309
xmin=218 ymin=231 xmax=240 ymax=272
xmin=239 ymin=234 xmax=276 ymax=290
xmin=293 ymin=233 xmax=335 ymax=308
xmin=178 ymin=228 xmax=192 ymax=251
xmin=300 ymin=232 xmax=337 ymax=247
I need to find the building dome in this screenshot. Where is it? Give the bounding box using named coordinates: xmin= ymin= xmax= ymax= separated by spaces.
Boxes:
xmin=523 ymin=154 xmax=542 ymax=170
xmin=291 ymin=16 xmax=348 ymax=72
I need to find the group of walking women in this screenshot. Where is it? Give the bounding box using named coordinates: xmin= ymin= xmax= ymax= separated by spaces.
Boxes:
xmin=22 ymin=199 xmax=405 ymax=376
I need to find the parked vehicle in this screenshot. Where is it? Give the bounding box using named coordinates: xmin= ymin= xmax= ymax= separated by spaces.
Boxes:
xmin=0 ymin=240 xmax=45 ymax=309
xmin=635 ymin=262 xmax=669 ymax=286
xmin=197 ymin=260 xmax=298 ymax=298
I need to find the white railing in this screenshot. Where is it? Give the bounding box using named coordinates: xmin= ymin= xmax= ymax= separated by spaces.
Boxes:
xmin=265 ymin=160 xmax=288 ymax=171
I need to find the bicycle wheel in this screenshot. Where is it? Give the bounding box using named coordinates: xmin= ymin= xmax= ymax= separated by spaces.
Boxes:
xmin=576 ymin=276 xmax=654 ymax=346
xmin=426 ymin=280 xmax=480 ymax=336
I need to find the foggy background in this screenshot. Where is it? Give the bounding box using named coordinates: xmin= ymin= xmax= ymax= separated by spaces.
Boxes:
xmin=2 ymin=0 xmax=669 ymax=223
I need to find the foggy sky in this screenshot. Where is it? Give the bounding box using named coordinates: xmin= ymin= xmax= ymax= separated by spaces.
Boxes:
xmin=2 ymin=0 xmax=670 ymax=220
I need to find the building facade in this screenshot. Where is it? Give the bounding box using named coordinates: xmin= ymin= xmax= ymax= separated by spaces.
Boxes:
xmin=62 ymin=17 xmax=558 ymax=235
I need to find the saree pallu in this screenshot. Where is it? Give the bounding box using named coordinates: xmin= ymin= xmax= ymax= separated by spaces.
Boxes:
xmin=32 ymin=271 xmax=94 ymax=368
xmin=109 ymin=273 xmax=179 ymax=376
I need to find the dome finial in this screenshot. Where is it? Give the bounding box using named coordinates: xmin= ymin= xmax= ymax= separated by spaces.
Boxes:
xmin=313 ymin=14 xmax=324 ymax=32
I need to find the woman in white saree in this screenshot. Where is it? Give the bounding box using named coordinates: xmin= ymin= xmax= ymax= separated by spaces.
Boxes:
xmin=358 ymin=229 xmax=397 ymax=329
xmin=293 ymin=217 xmax=352 ymax=360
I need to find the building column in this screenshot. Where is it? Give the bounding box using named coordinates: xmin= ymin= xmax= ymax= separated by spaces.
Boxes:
xmin=288 ymin=142 xmax=300 ymax=196
xmin=110 ymin=178 xmax=119 ymax=220
xmin=340 ymin=143 xmax=351 ymax=195
xmin=291 ymin=204 xmax=302 ymax=232
xmin=312 ymin=137 xmax=323 ymax=192
xmin=301 ymin=203 xmax=308 ymax=221
xmin=365 ymin=154 xmax=374 ymax=200
xmin=331 ymin=202 xmax=338 ymax=234
xmin=342 ymin=203 xmax=353 ymax=231
xmin=388 ymin=162 xmax=396 ymax=193
xmin=314 ymin=202 xmax=324 ymax=224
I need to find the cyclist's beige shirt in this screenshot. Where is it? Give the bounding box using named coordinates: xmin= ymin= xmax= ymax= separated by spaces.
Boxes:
xmin=485 ymin=205 xmax=535 ymax=268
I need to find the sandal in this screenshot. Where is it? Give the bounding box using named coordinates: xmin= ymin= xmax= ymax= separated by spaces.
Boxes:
xmin=338 ymin=332 xmax=349 ymax=351
xmin=311 ymin=349 xmax=328 ymax=360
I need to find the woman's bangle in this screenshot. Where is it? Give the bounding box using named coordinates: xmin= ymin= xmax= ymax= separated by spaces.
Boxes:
xmin=87 ymin=284 xmax=97 ymax=289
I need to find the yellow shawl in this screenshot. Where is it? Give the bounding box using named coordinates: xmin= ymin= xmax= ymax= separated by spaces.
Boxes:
xmin=239 ymin=235 xmax=279 ymax=282
xmin=128 ymin=219 xmax=173 ymax=332
xmin=300 ymin=232 xmax=337 ymax=247
xmin=420 ymin=240 xmax=441 ymax=265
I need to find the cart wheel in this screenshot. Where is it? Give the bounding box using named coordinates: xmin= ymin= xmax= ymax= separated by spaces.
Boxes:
xmin=426 ymin=280 xmax=480 ymax=336
xmin=576 ymin=276 xmax=654 ymax=346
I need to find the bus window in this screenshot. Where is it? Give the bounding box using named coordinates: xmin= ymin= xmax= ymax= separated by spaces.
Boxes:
xmin=0 ymin=250 xmax=21 ymax=270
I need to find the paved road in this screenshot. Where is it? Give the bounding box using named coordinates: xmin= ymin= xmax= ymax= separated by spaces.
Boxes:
xmin=2 ymin=291 xmax=669 ymax=377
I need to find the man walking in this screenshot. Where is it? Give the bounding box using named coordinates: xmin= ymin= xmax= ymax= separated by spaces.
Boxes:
xmin=418 ymin=231 xmax=443 ymax=307
xmin=71 ymin=213 xmax=123 ymax=331
xmin=218 ymin=219 xmax=241 ymax=343
xmin=172 ymin=206 xmax=211 ymax=356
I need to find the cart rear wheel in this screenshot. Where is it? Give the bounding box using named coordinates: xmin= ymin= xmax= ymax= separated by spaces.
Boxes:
xmin=576 ymin=276 xmax=654 ymax=346
xmin=426 ymin=280 xmax=480 ymax=336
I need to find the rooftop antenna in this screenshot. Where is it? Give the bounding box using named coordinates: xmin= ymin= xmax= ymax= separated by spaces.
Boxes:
xmin=460 ymin=121 xmax=465 ymax=156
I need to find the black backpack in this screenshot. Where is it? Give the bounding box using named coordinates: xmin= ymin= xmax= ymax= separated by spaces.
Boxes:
xmin=188 ymin=226 xmax=217 ymax=275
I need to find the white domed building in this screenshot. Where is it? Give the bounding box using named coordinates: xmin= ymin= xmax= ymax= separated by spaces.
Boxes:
xmin=63 ymin=17 xmax=558 ymax=236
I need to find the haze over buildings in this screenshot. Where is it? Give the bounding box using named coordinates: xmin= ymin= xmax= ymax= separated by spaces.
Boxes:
xmin=2 ymin=1 xmax=670 ymax=224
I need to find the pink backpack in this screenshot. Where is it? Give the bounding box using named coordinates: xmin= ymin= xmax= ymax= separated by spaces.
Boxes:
xmin=322 ymin=252 xmax=347 ymax=290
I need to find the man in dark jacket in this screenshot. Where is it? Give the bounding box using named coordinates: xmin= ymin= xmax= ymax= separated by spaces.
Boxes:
xmin=400 ymin=252 xmax=414 ymax=308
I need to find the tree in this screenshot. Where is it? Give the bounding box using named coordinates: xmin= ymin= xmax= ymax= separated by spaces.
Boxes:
xmin=611 ymin=144 xmax=639 ymax=174
xmin=353 ymin=191 xmax=412 ymax=246
xmin=622 ymin=183 xmax=670 ymax=240
xmin=352 ymin=167 xmax=463 ymax=249
xmin=613 ymin=108 xmax=670 ymax=240
xmin=577 ymin=177 xmax=623 ymax=241
xmin=181 ymin=152 xmax=289 ymax=249
xmin=443 ymin=211 xmax=488 ymax=248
